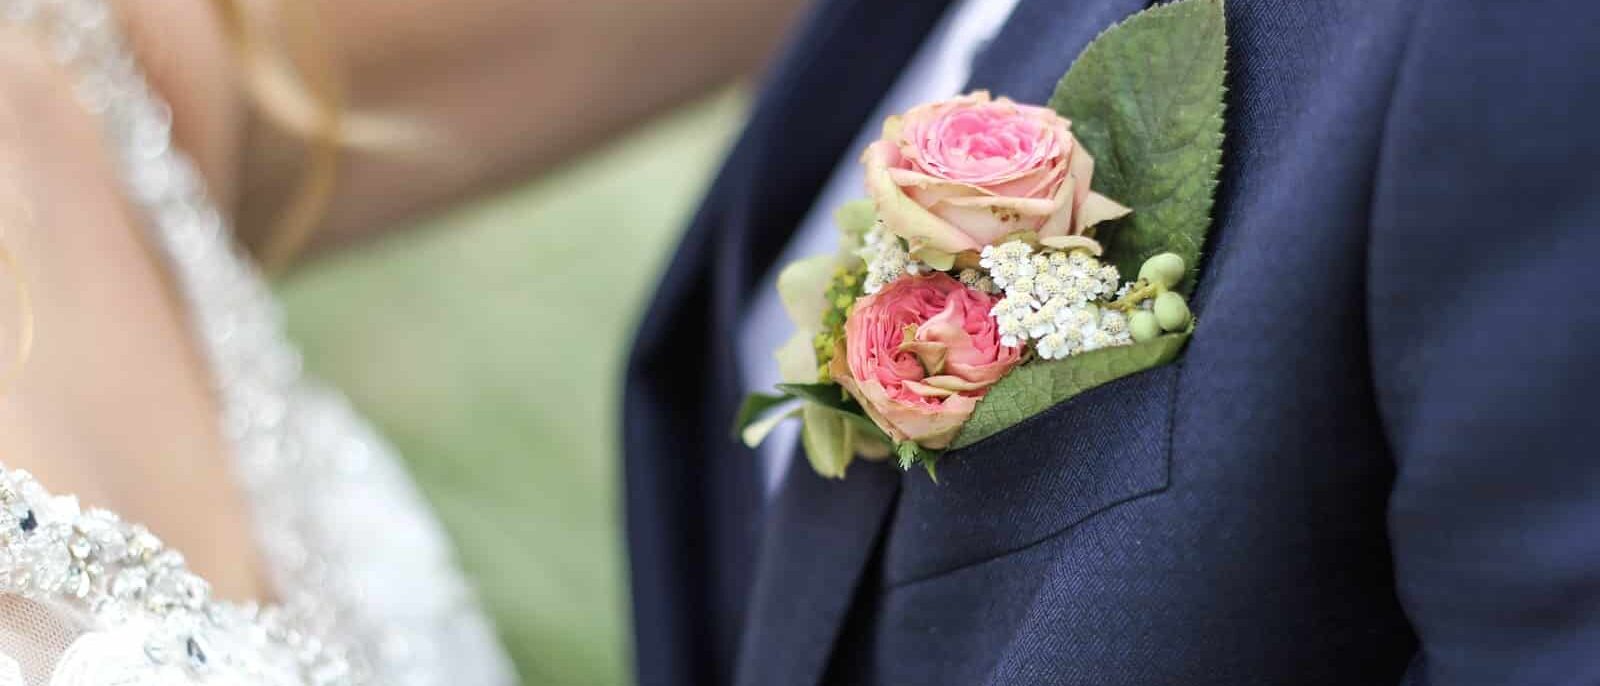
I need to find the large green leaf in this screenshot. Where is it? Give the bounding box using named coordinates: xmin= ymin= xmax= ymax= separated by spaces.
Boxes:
xmin=1049 ymin=0 xmax=1227 ymax=293
xmin=951 ymin=332 xmax=1190 ymax=450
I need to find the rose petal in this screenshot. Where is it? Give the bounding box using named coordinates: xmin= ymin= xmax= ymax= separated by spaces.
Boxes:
xmin=890 ymin=393 xmax=977 ymax=450
xmin=859 ymin=377 xmax=975 ymax=449
xmin=919 ymin=375 xmax=991 ymax=393
xmin=916 ymin=300 xmax=975 ymax=351
xmin=897 ymin=340 xmax=949 ymax=376
xmin=881 ymin=114 xmax=905 ymax=142
xmin=1035 ymin=158 xmax=1082 ymax=239
xmin=1074 ymin=191 xmax=1133 ymax=235
xmin=866 ymin=91 xmax=1130 ymax=257
xmin=832 ymin=361 xmax=908 ymax=443
xmin=836 ymin=267 xmax=1022 ymax=449
xmin=1067 ymin=136 xmax=1097 ymax=211
xmin=864 ymin=141 xmax=985 ymax=254
xmin=939 ymin=193 xmax=1062 ymax=216
xmin=902 ymin=380 xmax=957 ymax=398
xmin=1038 ymin=235 xmax=1105 ymax=255
xmin=914 ymin=247 xmax=959 ymax=271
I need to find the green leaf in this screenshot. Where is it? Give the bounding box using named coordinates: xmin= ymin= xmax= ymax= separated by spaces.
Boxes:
xmin=801 ymin=404 xmax=856 ymax=479
xmin=1049 ymin=0 xmax=1227 ymax=293
xmin=895 ymin=440 xmax=921 ymax=471
xmin=777 ymin=382 xmax=852 ymax=411
xmin=951 ymin=332 xmax=1191 ymax=450
xmin=834 ymin=199 xmax=878 ymax=251
xmin=841 ymin=414 xmax=892 ymax=446
xmin=777 ymin=383 xmax=894 ymax=445
xmin=775 ymin=332 xmax=818 ymax=385
xmin=731 ymin=392 xmax=794 ymax=441
xmin=777 ymin=255 xmax=844 ymax=332
xmin=740 ymin=406 xmax=802 ymax=448
xmin=895 ymin=441 xmax=943 ymax=483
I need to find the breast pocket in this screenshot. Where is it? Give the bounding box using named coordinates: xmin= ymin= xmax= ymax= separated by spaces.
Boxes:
xmin=882 ymin=362 xmax=1181 ymax=586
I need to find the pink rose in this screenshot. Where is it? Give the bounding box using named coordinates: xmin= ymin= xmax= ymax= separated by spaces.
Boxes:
xmin=831 ymin=273 xmax=1022 ymax=449
xmin=862 ymin=91 xmax=1131 ymax=257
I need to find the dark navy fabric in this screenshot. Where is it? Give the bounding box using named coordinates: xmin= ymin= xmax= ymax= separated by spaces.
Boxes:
xmin=624 ymin=1 xmax=1600 ymax=684
xmin=622 ymin=1 xmax=952 ymax=684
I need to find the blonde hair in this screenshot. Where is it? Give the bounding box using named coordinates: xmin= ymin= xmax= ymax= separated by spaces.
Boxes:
xmin=209 ymin=0 xmax=344 ymax=273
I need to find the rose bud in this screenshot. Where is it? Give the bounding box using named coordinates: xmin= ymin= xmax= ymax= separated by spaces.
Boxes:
xmin=1138 ymin=252 xmax=1187 ymax=290
xmin=862 ymin=91 xmax=1131 ymax=262
xmin=831 ymin=273 xmax=1022 ymax=449
xmin=1153 ymin=292 xmax=1192 ymax=332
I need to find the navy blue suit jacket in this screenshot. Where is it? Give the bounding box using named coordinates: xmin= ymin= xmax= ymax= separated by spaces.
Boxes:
xmin=623 ymin=1 xmax=1600 ymax=684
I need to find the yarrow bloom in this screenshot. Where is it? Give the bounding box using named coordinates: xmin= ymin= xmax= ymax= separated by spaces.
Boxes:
xmin=859 ymin=221 xmax=927 ymax=294
xmin=979 ymin=241 xmax=1038 ymax=294
xmin=862 ymin=91 xmax=1131 ymax=257
xmin=981 ymin=240 xmax=1134 ymax=359
xmin=832 ymin=273 xmax=1022 ymax=449
xmin=957 ymin=268 xmax=999 ymax=294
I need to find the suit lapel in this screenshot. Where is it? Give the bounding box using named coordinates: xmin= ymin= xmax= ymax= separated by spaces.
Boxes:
xmin=717 ymin=1 xmax=967 ymax=682
xmin=625 ymin=0 xmax=953 ymax=683
xmin=734 ymin=455 xmax=901 ymax=686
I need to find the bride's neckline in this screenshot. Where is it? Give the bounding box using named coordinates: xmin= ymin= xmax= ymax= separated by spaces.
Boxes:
xmin=0 ymin=462 xmax=356 ymax=680
xmin=0 ymin=0 xmax=367 ymax=680
xmin=0 ymin=0 xmax=515 ymax=684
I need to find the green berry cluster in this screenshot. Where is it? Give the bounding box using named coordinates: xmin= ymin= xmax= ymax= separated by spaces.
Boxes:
xmin=1125 ymin=253 xmax=1194 ymax=342
xmin=813 ymin=264 xmax=866 ymax=381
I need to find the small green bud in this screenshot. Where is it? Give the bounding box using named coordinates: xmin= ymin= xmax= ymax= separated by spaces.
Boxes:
xmin=1138 ymin=252 xmax=1187 ymax=290
xmin=1153 ymin=291 xmax=1192 ymax=332
xmin=1130 ymin=310 xmax=1162 ymax=342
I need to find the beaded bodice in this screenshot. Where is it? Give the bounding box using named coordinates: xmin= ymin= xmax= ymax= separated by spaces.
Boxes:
xmin=0 ymin=0 xmax=516 ymax=684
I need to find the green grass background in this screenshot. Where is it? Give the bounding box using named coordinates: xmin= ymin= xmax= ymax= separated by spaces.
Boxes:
xmin=278 ymin=92 xmax=746 ymax=685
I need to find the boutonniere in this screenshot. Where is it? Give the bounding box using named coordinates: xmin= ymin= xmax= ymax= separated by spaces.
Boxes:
xmin=736 ymin=0 xmax=1227 ymax=480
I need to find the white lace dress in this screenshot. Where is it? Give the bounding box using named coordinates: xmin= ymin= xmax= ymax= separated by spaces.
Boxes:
xmin=0 ymin=0 xmax=518 ymax=684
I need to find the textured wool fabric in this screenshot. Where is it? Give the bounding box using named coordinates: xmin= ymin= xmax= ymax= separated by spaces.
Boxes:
xmin=623 ymin=1 xmax=956 ymax=684
xmin=625 ymin=0 xmax=1600 ymax=684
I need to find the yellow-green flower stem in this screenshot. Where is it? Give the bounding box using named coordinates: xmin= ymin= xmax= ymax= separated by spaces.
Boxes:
xmin=1109 ymin=279 xmax=1164 ymax=311
xmin=813 ymin=264 xmax=866 ymax=381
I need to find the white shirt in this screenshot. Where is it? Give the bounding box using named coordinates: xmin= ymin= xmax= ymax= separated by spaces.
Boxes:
xmin=737 ymin=0 xmax=1024 ymax=495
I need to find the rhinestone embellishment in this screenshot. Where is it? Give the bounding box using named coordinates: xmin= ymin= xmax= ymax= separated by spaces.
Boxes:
xmin=0 ymin=466 xmax=355 ymax=684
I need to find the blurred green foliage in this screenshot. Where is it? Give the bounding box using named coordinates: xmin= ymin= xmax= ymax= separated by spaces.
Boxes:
xmin=278 ymin=92 xmax=746 ymax=685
